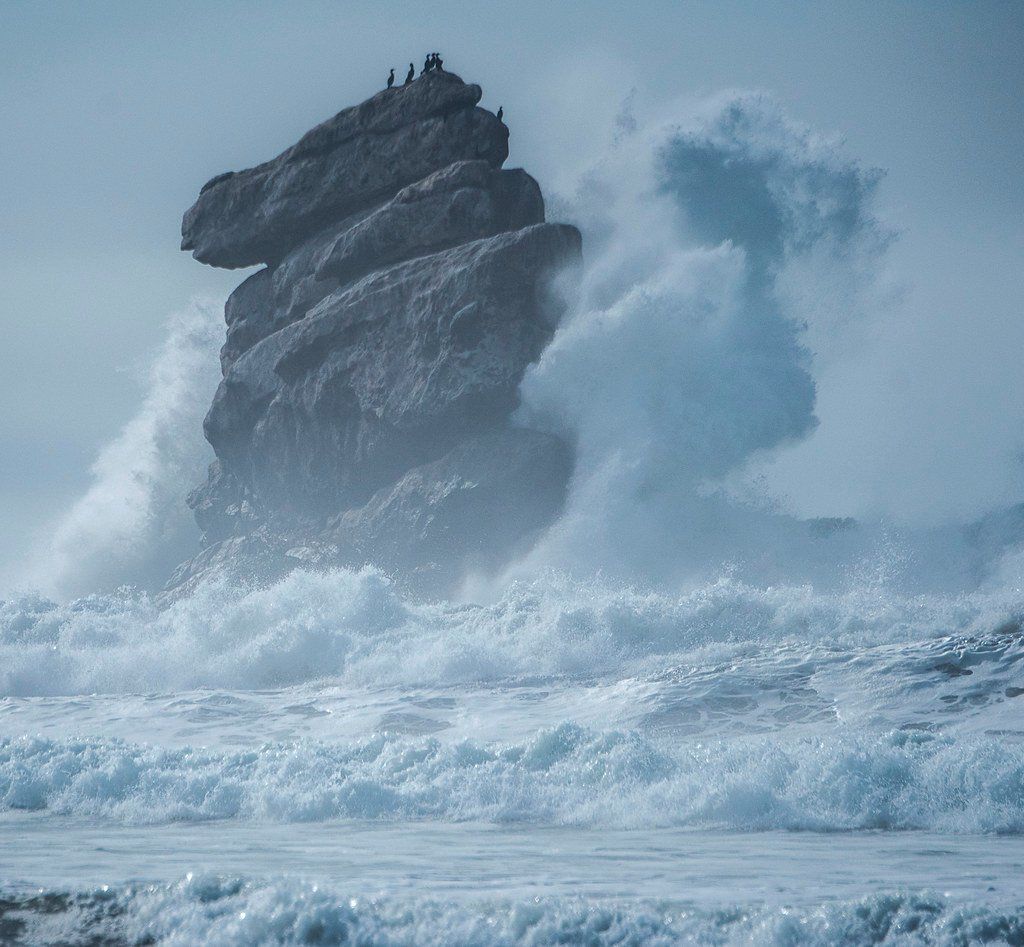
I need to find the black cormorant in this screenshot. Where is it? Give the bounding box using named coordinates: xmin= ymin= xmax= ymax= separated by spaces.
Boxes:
xmin=496 ymin=106 xmax=504 ymax=123
xmin=405 ymin=63 xmax=415 ymax=85
xmin=386 ymin=68 xmax=395 ymax=89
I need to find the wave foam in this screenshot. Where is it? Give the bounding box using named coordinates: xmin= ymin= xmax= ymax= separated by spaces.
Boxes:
xmin=4 ymin=724 xmax=1024 ymax=833
xmin=3 ymin=877 xmax=1023 ymax=946
xmin=2 ymin=567 xmax=1023 ymax=704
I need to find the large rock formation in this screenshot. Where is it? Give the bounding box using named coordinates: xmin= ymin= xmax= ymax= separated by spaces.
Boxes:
xmin=167 ymin=72 xmax=581 ymax=598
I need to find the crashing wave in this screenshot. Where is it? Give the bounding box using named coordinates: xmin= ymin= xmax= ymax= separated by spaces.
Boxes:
xmin=3 ymin=876 xmax=1023 ymax=946
xmin=4 ymin=724 xmax=1024 ymax=833
xmin=2 ymin=567 xmax=1023 ymax=699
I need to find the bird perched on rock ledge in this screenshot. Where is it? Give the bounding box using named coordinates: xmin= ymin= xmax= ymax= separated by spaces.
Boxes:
xmin=386 ymin=68 xmax=395 ymax=89
xmin=418 ymin=52 xmax=445 ymax=75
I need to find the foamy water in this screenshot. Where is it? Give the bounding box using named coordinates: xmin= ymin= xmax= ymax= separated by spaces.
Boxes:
xmin=5 ymin=875 xmax=1024 ymax=946
xmin=3 ymin=568 xmax=1024 ymax=944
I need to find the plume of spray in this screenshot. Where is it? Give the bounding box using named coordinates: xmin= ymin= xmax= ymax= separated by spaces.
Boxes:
xmin=507 ymin=93 xmax=889 ymax=589
xmin=26 ymin=300 xmax=222 ymax=599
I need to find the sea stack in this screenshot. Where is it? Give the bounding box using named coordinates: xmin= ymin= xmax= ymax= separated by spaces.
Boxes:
xmin=166 ymin=71 xmax=582 ymax=598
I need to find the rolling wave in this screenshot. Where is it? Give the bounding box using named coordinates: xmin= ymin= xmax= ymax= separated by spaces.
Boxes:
xmin=3 ymin=567 xmax=1023 ymax=702
xmin=2 ymin=876 xmax=1022 ymax=946
xmin=4 ymin=724 xmax=1024 ymax=832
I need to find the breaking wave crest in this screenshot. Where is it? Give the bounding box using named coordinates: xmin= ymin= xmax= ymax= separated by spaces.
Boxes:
xmin=3 ymin=724 xmax=1024 ymax=833
xmin=24 ymin=300 xmax=222 ymax=600
xmin=2 ymin=566 xmax=1023 ymax=698
xmin=3 ymin=877 xmax=1024 ymax=946
xmin=509 ymin=92 xmax=894 ymax=588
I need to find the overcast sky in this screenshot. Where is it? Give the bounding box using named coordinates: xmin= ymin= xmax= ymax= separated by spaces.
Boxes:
xmin=1 ymin=0 xmax=1022 ymax=589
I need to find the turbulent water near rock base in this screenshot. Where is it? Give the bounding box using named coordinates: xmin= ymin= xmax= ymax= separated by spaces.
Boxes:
xmin=5 ymin=93 xmax=1024 ymax=944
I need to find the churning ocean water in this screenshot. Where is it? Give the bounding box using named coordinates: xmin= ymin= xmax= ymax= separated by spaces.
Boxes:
xmin=3 ymin=569 xmax=1024 ymax=944
xmin=4 ymin=94 xmax=1024 ymax=944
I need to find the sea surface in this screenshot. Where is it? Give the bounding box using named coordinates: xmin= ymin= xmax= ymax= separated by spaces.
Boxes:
xmin=3 ymin=568 xmax=1024 ymax=944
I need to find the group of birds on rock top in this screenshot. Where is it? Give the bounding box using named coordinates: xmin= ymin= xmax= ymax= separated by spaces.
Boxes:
xmin=386 ymin=53 xmax=444 ymax=89
xmin=385 ymin=56 xmax=504 ymax=124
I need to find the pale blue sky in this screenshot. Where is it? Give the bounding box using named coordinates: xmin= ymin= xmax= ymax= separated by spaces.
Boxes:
xmin=1 ymin=0 xmax=1022 ymax=585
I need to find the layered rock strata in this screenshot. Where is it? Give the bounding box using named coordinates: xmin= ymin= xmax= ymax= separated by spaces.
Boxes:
xmin=168 ymin=72 xmax=581 ymax=597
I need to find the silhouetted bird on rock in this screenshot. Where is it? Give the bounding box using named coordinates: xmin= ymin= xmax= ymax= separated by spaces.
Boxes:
xmin=497 ymin=106 xmax=504 ymax=123
xmin=433 ymin=52 xmax=444 ymax=71
xmin=404 ymin=63 xmax=415 ymax=85
xmin=421 ymin=54 xmax=432 ymax=75
xmin=386 ymin=68 xmax=395 ymax=89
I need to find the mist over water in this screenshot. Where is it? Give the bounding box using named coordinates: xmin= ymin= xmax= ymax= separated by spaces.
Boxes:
xmin=4 ymin=92 xmax=1024 ymax=945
